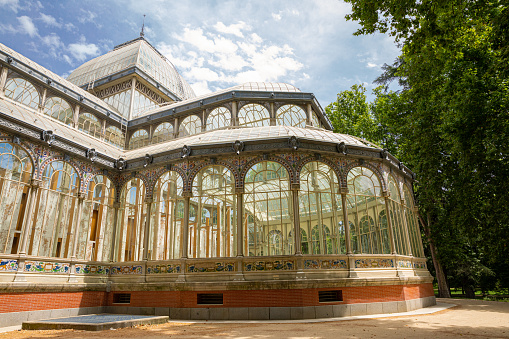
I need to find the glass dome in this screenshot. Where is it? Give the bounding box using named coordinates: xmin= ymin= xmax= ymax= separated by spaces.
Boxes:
xmin=67 ymin=38 xmax=196 ymax=101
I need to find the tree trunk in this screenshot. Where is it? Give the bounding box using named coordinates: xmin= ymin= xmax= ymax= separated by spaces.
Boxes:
xmin=419 ymin=212 xmax=451 ymax=298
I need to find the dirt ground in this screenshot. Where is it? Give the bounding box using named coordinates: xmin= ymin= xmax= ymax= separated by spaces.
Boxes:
xmin=2 ymin=298 xmax=508 ymax=339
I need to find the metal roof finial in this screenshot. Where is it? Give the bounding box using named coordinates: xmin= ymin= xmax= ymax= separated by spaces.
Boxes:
xmin=140 ymin=14 xmax=146 ymax=37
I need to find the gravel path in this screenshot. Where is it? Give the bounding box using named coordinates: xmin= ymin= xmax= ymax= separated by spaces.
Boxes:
xmin=2 ymin=298 xmax=508 ymax=338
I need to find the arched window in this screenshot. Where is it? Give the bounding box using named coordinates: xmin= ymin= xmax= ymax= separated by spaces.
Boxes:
xmin=311 ymin=111 xmax=320 ymax=128
xmin=388 ymin=176 xmax=409 ymax=255
xmin=238 ymin=103 xmax=270 ymax=127
xmin=29 ymin=161 xmax=79 ymax=258
xmin=43 ymin=97 xmax=74 ymax=125
xmin=129 ymin=129 xmax=150 ymax=150
xmin=152 ymin=171 xmax=183 ymax=260
xmin=288 ymin=228 xmax=308 ymax=254
xmin=179 ymin=115 xmax=202 ymax=137
xmin=75 ymin=175 xmax=115 ymax=261
xmin=346 ymin=167 xmax=388 ymax=254
xmin=378 ymin=210 xmax=391 ymax=254
xmin=190 ymin=165 xmax=236 ymax=258
xmin=78 ymin=113 xmax=102 ymax=139
xmin=207 ymin=107 xmax=231 ymax=130
xmin=152 ymin=122 xmax=173 ymax=144
xmin=0 ymin=143 xmax=33 ymax=254
xmin=116 ymin=178 xmax=146 ymax=262
xmin=4 ymin=77 xmax=40 ymax=109
xmin=276 ymin=104 xmax=306 ymax=128
xmin=299 ymin=161 xmax=344 ymax=255
xmin=105 ymin=125 xmax=125 ymax=148
xmin=403 ymin=185 xmax=423 ymax=257
xmin=244 ymin=161 xmax=291 ymax=256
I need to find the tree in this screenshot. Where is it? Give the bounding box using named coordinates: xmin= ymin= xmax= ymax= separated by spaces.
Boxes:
xmin=340 ymin=0 xmax=509 ymax=297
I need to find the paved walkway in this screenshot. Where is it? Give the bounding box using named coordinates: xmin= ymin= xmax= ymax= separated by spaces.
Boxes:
xmin=1 ymin=298 xmax=508 ymax=338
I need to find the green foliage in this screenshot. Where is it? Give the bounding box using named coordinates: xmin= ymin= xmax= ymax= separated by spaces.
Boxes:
xmin=337 ymin=0 xmax=509 ymax=296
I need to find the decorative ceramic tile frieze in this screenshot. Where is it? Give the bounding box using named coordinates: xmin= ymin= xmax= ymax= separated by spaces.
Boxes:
xmin=74 ymin=264 xmax=109 ymax=275
xmin=413 ymin=261 xmax=427 ymax=269
xmin=24 ymin=261 xmax=69 ymax=273
xmin=147 ymin=264 xmax=181 ymax=274
xmin=244 ymin=260 xmax=294 ymax=271
xmin=304 ymin=259 xmax=347 ymax=270
xmin=186 ymin=262 xmax=235 ymax=273
xmin=398 ymin=260 xmax=412 ymax=268
xmin=355 ymin=258 xmax=394 ymax=268
xmin=110 ymin=265 xmax=143 ymax=275
xmin=0 ymin=259 xmax=18 ymax=271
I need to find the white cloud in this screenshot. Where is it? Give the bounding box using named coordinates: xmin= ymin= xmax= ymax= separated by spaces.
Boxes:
xmin=17 ymin=16 xmax=37 ymax=37
xmin=190 ymin=81 xmax=211 ymax=96
xmin=272 ymin=13 xmax=282 ymax=21
xmin=68 ymin=41 xmax=100 ymax=61
xmin=78 ymin=9 xmax=101 ymax=28
xmin=0 ymin=0 xmax=19 ymax=12
xmin=213 ymin=21 xmax=250 ymax=38
xmin=40 ymin=13 xmax=61 ymax=28
xmin=367 ymin=62 xmax=377 ymax=68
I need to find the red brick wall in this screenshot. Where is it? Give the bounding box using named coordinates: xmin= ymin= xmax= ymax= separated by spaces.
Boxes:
xmin=0 ymin=291 xmax=107 ymax=313
xmin=0 ymin=283 xmax=434 ymax=313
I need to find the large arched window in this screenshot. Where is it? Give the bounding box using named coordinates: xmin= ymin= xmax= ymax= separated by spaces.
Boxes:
xmin=244 ymin=161 xmax=291 ymax=256
xmin=29 ymin=161 xmax=79 ymax=258
xmin=0 ymin=143 xmax=33 ymax=254
xmin=75 ymin=175 xmax=115 ymax=261
xmin=403 ymin=185 xmax=423 ymax=257
xmin=388 ymin=176 xmax=409 ymax=255
xmin=238 ymin=103 xmax=270 ymax=127
xmin=152 ymin=171 xmax=183 ymax=260
xmin=116 ymin=178 xmax=146 ymax=262
xmin=299 ymin=161 xmax=344 ymax=255
xmin=190 ymin=165 xmax=236 ymax=258
xmin=43 ymin=97 xmax=74 ymax=125
xmin=311 ymin=111 xmax=321 ymax=128
xmin=179 ymin=115 xmax=202 ymax=137
xmin=276 ymin=104 xmax=306 ymax=128
xmin=129 ymin=129 xmax=150 ymax=150
xmin=207 ymin=107 xmax=231 ymax=130
xmin=78 ymin=113 xmax=102 ymax=139
xmin=152 ymin=122 xmax=173 ymax=144
xmin=4 ymin=77 xmax=40 ymax=110
xmin=346 ymin=167 xmax=389 ymax=254
xmin=105 ymin=125 xmax=125 ymax=148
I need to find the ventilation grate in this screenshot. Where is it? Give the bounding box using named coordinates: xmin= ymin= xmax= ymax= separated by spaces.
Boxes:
xmin=318 ymin=290 xmax=343 ymax=303
xmin=113 ymin=293 xmax=131 ymax=304
xmin=197 ymin=293 xmax=223 ymax=305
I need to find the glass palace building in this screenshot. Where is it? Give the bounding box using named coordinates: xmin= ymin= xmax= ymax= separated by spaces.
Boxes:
xmin=0 ymin=37 xmax=434 ymax=324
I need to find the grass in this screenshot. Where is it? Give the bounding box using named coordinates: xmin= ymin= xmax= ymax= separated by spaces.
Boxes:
xmin=433 ymin=287 xmax=509 ymax=302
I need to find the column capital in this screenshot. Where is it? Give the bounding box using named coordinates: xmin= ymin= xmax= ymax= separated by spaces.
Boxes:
xmin=30 ymin=178 xmax=42 ymax=189
xmin=339 ymin=187 xmax=349 ymax=195
xmin=144 ymin=197 xmax=154 ymax=204
xmin=290 ymin=183 xmax=300 ymax=191
xmin=235 ymin=187 xmax=244 ymax=195
xmin=182 ymin=191 xmax=193 ymax=198
xmin=76 ymin=192 xmax=86 ymax=200
xmin=113 ymin=202 xmax=121 ymax=208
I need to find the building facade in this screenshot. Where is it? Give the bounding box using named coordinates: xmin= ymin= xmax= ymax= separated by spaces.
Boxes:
xmin=0 ymin=37 xmax=434 ymax=324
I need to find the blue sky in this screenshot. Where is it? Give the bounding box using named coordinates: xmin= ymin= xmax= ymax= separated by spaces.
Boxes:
xmin=0 ymin=0 xmax=400 ymax=107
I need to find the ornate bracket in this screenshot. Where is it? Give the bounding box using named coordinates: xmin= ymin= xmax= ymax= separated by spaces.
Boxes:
xmin=181 ymin=145 xmax=191 ymax=158
xmin=86 ymin=148 xmax=97 ymax=162
xmin=41 ymin=130 xmax=55 ymax=147
xmin=336 ymin=142 xmax=348 ymax=155
xmin=380 ymin=149 xmax=388 ymax=159
xmin=143 ymin=154 xmax=153 ymax=167
xmin=116 ymin=158 xmax=127 ymax=170
xmin=11 ymin=135 xmax=20 ymax=144
xmin=232 ymin=140 xmax=244 ymax=155
xmin=289 ymin=136 xmax=299 ymax=150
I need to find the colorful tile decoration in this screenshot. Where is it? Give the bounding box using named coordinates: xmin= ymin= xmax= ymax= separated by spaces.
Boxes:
xmin=110 ymin=265 xmax=143 ymax=275
xmin=355 ymin=258 xmax=394 ymax=268
xmin=75 ymin=264 xmax=109 ymax=275
xmin=304 ymin=259 xmax=347 ymax=270
xmin=398 ymin=260 xmax=413 ymax=268
xmin=0 ymin=259 xmax=18 ymax=271
xmin=147 ymin=264 xmax=181 ymax=274
xmin=187 ymin=262 xmax=235 ymax=273
xmin=244 ymin=260 xmax=294 ymax=271
xmin=413 ymin=261 xmax=427 ymax=269
xmin=24 ymin=261 xmax=69 ymax=273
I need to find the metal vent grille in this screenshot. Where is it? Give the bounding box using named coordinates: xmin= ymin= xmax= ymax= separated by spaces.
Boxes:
xmin=113 ymin=293 xmax=131 ymax=304
xmin=318 ymin=290 xmax=343 ymax=303
xmin=197 ymin=293 xmax=223 ymax=305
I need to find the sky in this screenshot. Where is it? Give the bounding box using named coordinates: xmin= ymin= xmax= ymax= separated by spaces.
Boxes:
xmin=0 ymin=0 xmax=400 ymax=107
